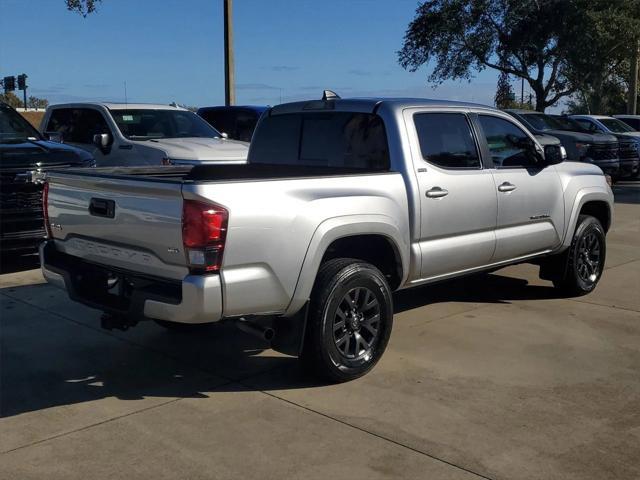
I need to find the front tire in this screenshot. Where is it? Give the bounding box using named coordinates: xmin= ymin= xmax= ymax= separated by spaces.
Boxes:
xmin=553 ymin=215 xmax=606 ymax=296
xmin=301 ymin=258 xmax=393 ymax=382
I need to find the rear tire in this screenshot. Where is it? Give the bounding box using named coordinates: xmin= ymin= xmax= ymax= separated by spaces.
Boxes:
xmin=552 ymin=215 xmax=606 ymax=296
xmin=301 ymin=258 xmax=393 ymax=383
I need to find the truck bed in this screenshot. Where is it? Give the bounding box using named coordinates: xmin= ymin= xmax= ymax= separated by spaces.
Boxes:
xmin=58 ymin=163 xmax=391 ymax=184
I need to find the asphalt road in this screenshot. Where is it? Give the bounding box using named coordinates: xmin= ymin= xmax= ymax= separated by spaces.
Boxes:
xmin=1 ymin=181 xmax=638 ymax=480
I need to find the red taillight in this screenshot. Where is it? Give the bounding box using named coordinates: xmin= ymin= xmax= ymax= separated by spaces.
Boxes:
xmin=182 ymin=199 xmax=228 ymax=273
xmin=42 ymin=181 xmax=52 ymax=238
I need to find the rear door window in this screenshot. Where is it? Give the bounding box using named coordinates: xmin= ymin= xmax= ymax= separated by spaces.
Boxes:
xmin=46 ymin=108 xmax=111 ymax=144
xmin=413 ymin=113 xmax=480 ymax=169
xmin=249 ymin=112 xmax=390 ymax=170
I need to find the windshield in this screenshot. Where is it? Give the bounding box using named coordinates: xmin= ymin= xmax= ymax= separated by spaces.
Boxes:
xmin=109 ymin=109 xmax=222 ymax=140
xmin=600 ymin=118 xmax=635 ymax=133
xmin=521 ymin=113 xmax=564 ymax=131
xmin=0 ymin=103 xmax=41 ymax=143
xmin=549 ymin=116 xmax=590 ymax=133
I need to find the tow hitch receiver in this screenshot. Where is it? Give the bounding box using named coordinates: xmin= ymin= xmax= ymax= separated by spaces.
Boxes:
xmin=100 ymin=313 xmax=138 ymax=331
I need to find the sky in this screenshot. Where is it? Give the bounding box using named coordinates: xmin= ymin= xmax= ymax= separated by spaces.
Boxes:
xmin=0 ymin=0 xmax=526 ymax=108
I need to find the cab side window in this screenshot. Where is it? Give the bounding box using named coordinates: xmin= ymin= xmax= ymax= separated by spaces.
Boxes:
xmin=575 ymin=119 xmax=601 ymax=133
xmin=413 ymin=113 xmax=481 ymax=169
xmin=47 ymin=108 xmax=111 ymax=144
xmin=477 ymin=115 xmax=538 ymax=168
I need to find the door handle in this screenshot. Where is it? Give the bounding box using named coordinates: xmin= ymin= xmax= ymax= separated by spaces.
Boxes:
xmin=89 ymin=198 xmax=115 ymax=218
xmin=498 ymin=182 xmax=517 ymax=192
xmin=426 ymin=187 xmax=449 ymax=198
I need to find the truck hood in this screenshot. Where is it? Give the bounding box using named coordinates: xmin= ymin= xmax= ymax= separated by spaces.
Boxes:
xmin=145 ymin=137 xmax=249 ymax=162
xmin=542 ymin=130 xmax=617 ymax=144
xmin=534 ymin=133 xmax=560 ymax=146
xmin=0 ymin=139 xmax=94 ymax=171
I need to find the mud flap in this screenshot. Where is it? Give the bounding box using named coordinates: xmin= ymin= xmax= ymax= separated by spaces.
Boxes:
xmin=271 ymin=303 xmax=309 ymax=357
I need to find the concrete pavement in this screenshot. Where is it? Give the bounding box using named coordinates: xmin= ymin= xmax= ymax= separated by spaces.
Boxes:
xmin=1 ymin=181 xmax=638 ymax=480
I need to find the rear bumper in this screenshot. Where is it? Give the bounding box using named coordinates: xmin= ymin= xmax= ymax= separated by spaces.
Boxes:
xmin=40 ymin=241 xmax=222 ymax=324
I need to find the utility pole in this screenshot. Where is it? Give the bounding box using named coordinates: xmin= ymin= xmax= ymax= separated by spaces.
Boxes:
xmin=224 ymin=0 xmax=235 ymax=106
xmin=628 ymin=40 xmax=639 ymax=115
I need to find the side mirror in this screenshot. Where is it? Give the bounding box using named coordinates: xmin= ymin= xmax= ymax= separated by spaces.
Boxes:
xmin=221 ymin=132 xmax=229 ymax=139
xmin=543 ymin=145 xmax=565 ymax=166
xmin=93 ymin=133 xmax=112 ymax=154
xmin=46 ymin=132 xmax=63 ymax=143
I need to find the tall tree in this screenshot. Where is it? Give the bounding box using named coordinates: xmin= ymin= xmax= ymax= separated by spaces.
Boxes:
xmin=398 ymin=0 xmax=639 ymax=112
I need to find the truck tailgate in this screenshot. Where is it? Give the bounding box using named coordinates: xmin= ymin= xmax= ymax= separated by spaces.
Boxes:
xmin=47 ymin=172 xmax=189 ymax=280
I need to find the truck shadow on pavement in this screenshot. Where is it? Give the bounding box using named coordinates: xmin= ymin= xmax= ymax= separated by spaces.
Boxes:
xmin=1 ymin=270 xmax=560 ymax=419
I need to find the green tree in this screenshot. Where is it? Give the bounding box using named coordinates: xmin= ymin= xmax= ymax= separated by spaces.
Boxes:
xmin=65 ymin=0 xmax=101 ymax=16
xmin=494 ymin=66 xmax=516 ymax=109
xmin=27 ymin=96 xmax=49 ymax=110
xmin=0 ymin=92 xmax=23 ymax=108
xmin=563 ymin=3 xmax=640 ymax=114
xmin=398 ymin=0 xmax=639 ymax=112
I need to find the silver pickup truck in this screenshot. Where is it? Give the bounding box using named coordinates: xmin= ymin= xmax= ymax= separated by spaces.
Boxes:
xmin=40 ymin=94 xmax=614 ymax=382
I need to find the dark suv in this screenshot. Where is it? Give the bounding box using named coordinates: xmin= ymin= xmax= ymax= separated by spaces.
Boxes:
xmin=0 ymin=102 xmax=94 ymax=254
xmin=197 ymin=106 xmax=267 ymax=142
xmin=505 ymin=110 xmax=620 ymax=177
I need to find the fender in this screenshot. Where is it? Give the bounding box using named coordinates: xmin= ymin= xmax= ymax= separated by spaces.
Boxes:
xmin=560 ymin=186 xmax=613 ymax=249
xmin=284 ymin=214 xmax=409 ymax=316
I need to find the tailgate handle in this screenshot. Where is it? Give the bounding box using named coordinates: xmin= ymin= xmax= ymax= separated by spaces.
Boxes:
xmin=89 ymin=198 xmax=115 ymax=218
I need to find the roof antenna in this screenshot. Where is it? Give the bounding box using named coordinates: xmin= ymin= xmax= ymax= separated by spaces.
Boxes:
xmin=322 ymin=90 xmax=340 ymax=101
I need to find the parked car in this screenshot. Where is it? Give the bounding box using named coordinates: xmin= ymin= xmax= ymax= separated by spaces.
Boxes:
xmin=613 ymin=115 xmax=640 ymax=131
xmin=557 ymin=115 xmax=639 ymax=178
xmin=505 ymin=110 xmax=620 ymax=177
xmin=40 ymin=94 xmax=613 ymax=382
xmin=0 ymin=102 xmax=94 ymax=254
xmin=40 ymin=103 xmax=249 ymax=167
xmin=197 ymin=105 xmax=268 ymax=142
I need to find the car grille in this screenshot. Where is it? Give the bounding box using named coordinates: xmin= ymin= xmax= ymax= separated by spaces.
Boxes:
xmin=0 ymin=177 xmax=45 ymax=238
xmin=586 ymin=143 xmax=618 ymax=160
xmin=618 ymin=141 xmax=639 ymax=160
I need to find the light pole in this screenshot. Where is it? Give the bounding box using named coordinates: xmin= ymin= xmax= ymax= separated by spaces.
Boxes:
xmin=628 ymin=40 xmax=638 ymax=115
xmin=224 ymin=0 xmax=235 ymax=106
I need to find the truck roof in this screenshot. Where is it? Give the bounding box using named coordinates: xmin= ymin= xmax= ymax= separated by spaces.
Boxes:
xmin=504 ymin=109 xmax=543 ymax=115
xmin=48 ymin=102 xmax=189 ymax=111
xmin=271 ymin=97 xmax=496 ymax=115
xmin=569 ymin=114 xmax=613 ymax=120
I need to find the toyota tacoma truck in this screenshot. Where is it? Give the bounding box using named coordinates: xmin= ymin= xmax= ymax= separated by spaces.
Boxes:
xmin=40 ymin=93 xmax=614 ymax=382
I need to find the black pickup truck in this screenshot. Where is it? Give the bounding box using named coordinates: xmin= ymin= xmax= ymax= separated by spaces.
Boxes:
xmin=0 ymin=102 xmax=94 ymax=254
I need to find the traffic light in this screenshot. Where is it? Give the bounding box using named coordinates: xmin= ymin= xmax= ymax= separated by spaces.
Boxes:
xmin=17 ymin=74 xmax=27 ymax=90
xmin=3 ymin=76 xmax=16 ymax=92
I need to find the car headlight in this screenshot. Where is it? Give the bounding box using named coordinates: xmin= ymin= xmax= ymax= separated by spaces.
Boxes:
xmin=560 ymin=146 xmax=567 ymax=160
xmin=575 ymin=142 xmax=591 ymax=155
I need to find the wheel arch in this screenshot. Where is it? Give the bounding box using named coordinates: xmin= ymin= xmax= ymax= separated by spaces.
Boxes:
xmin=284 ymin=215 xmax=409 ymax=316
xmin=562 ymin=188 xmax=613 ymax=249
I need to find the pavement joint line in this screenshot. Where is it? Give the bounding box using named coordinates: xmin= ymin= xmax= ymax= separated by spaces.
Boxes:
xmin=0 ymin=397 xmax=184 ymax=455
xmin=567 ymin=297 xmax=640 ymax=314
xmin=604 ymin=258 xmax=640 ymax=271
xmin=251 ymin=389 xmax=496 ymax=480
